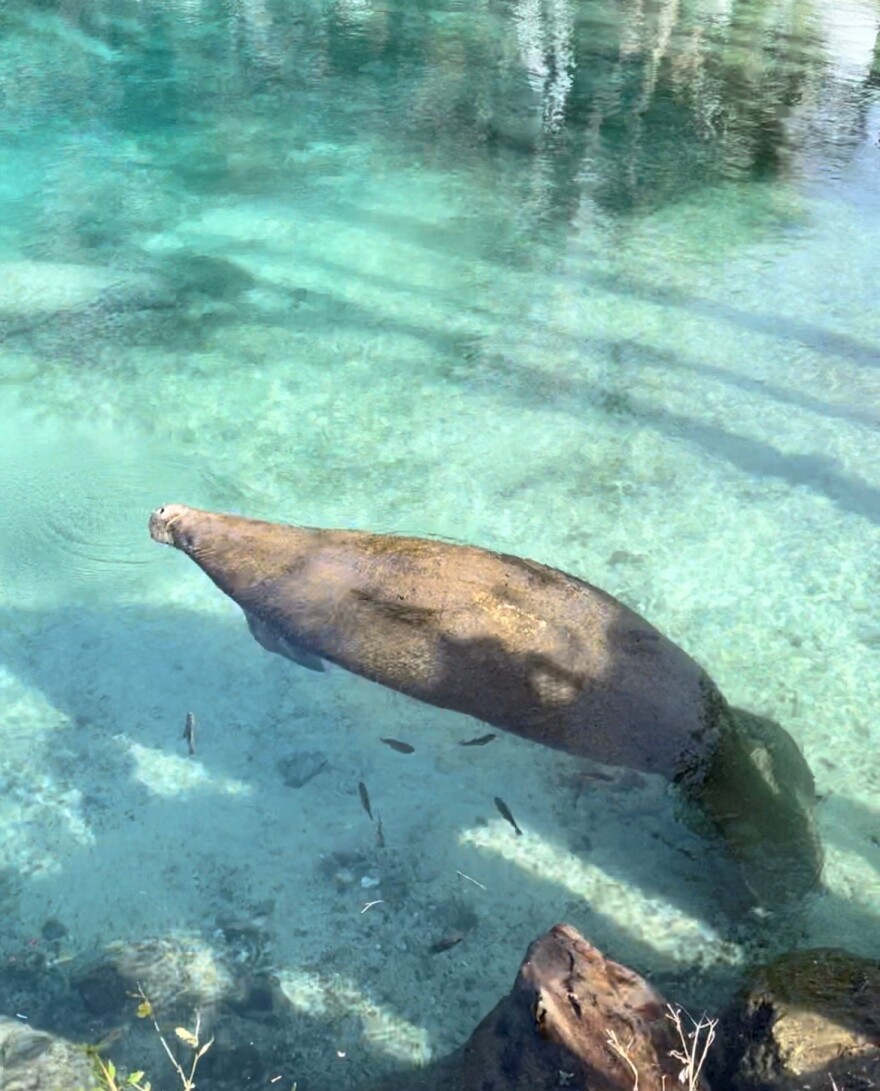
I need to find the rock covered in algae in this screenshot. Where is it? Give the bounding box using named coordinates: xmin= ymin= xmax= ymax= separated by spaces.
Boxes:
xmin=101 ymin=933 xmax=237 ymax=1013
xmin=0 ymin=1018 xmax=99 ymax=1091
xmin=680 ymin=705 xmax=823 ymax=906
xmin=719 ymin=947 xmax=880 ymax=1091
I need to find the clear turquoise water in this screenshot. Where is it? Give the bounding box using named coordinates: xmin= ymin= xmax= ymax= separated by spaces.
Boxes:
xmin=0 ymin=0 xmax=879 ymax=1084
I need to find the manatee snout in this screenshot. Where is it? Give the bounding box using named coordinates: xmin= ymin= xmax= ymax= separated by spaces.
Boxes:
xmin=149 ymin=503 xmax=187 ymax=546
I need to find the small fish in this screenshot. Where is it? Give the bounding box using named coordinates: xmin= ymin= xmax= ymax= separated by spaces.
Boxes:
xmin=183 ymin=712 xmax=196 ymax=756
xmin=494 ymin=796 xmax=522 ymax=836
xmin=358 ymin=781 xmax=373 ymax=821
xmin=460 ymin=733 xmax=497 ymax=747
xmin=380 ymin=737 xmax=415 ymax=754
xmin=429 ymin=933 xmax=463 ymax=954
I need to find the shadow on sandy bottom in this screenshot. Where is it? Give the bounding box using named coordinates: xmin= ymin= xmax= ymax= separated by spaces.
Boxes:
xmin=0 ymin=600 xmax=800 ymax=917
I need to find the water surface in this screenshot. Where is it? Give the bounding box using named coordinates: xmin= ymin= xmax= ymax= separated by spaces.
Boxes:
xmin=0 ymin=0 xmax=878 ymax=1084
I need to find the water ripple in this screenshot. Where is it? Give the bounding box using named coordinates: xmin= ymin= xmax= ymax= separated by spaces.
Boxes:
xmin=0 ymin=418 xmax=210 ymax=598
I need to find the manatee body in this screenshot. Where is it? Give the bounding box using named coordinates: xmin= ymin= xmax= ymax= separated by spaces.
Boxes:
xmin=149 ymin=504 xmax=823 ymax=903
xmin=148 ymin=504 xmax=724 ymax=781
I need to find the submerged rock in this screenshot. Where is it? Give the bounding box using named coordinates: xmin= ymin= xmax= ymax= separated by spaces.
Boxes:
xmin=719 ymin=947 xmax=880 ymax=1091
xmin=101 ymin=933 xmax=236 ymax=1013
xmin=0 ymin=1018 xmax=100 ymax=1091
xmin=379 ymin=923 xmax=711 ymax=1091
xmin=680 ymin=705 xmax=823 ymax=907
xmin=197 ymin=1040 xmax=264 ymax=1086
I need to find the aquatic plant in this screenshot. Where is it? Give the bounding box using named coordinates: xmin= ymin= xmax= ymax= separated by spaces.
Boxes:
xmin=666 ymin=1005 xmax=717 ymax=1091
xmin=90 ymin=985 xmax=213 ymax=1091
xmin=605 ymin=1003 xmax=717 ymax=1091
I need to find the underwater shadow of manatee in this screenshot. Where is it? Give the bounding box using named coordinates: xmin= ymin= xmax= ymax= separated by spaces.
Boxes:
xmin=0 ymin=605 xmax=733 ymax=904
xmin=0 ymin=601 xmax=757 ymax=1078
xmin=1 ymin=598 xmax=867 ymax=1088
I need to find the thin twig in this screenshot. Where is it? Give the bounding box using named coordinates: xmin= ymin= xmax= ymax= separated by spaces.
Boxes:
xmin=456 ymin=869 xmax=487 ymax=890
xmin=606 ymin=1028 xmax=639 ymax=1091
xmin=666 ymin=1005 xmax=717 ymax=1091
xmin=136 ymin=984 xmax=214 ymax=1090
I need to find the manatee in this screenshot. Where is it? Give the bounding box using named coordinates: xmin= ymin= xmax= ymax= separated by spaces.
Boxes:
xmin=148 ymin=504 xmax=822 ymax=904
xmin=148 ymin=504 xmax=724 ymax=776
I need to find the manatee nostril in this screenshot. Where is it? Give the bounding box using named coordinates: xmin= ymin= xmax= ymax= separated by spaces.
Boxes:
xmin=157 ymin=506 xmax=165 ymax=514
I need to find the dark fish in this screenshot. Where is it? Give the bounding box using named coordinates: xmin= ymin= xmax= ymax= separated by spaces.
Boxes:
xmin=358 ymin=781 xmax=373 ymax=821
xmin=429 ymin=933 xmax=463 ymax=954
xmin=494 ymin=796 xmax=522 ymax=836
xmin=380 ymin=738 xmax=415 ymax=754
xmin=183 ymin=712 xmax=196 ymax=756
xmin=460 ymin=733 xmax=497 ymax=747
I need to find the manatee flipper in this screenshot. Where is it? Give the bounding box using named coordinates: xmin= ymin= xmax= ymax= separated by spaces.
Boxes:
xmin=245 ymin=611 xmax=326 ymax=672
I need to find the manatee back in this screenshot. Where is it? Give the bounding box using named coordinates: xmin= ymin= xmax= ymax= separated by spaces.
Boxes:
xmin=246 ymin=532 xmax=722 ymax=779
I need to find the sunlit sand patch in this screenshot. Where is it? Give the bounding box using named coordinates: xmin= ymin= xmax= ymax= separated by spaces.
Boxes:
xmin=0 ymin=694 xmax=96 ymax=878
xmin=127 ymin=742 xmax=252 ymax=799
xmin=0 ymin=260 xmax=159 ymax=318
xmin=276 ymin=969 xmax=433 ymax=1064
xmin=459 ymin=822 xmax=743 ymax=968
xmin=816 ymin=840 xmax=880 ymax=903
xmin=0 ymin=776 xmax=95 ymax=877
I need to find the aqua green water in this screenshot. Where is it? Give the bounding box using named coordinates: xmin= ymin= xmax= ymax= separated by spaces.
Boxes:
xmin=0 ymin=0 xmax=879 ymax=1084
